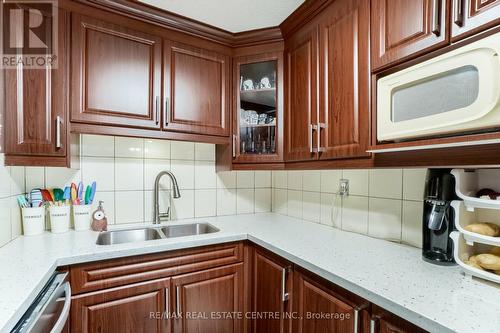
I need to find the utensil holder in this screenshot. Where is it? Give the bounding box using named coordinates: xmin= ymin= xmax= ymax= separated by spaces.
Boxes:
xmin=22 ymin=207 xmax=45 ymax=236
xmin=73 ymin=204 xmax=92 ymax=231
xmin=49 ymin=205 xmax=71 ymax=233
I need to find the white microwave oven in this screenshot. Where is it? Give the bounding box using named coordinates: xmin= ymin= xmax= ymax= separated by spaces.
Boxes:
xmin=377 ymin=32 xmax=500 ymax=142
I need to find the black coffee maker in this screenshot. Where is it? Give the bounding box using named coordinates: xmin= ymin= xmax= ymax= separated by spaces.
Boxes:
xmin=422 ymin=169 xmax=458 ymax=265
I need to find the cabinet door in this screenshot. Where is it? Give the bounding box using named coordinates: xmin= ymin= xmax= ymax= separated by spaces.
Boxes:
xmin=233 ymin=52 xmax=284 ymax=163
xmin=71 ymin=13 xmax=162 ymax=129
xmin=71 ymin=277 xmax=171 ymax=333
xmin=371 ymin=305 xmax=427 ymax=333
xmin=318 ymin=0 xmax=371 ymax=160
xmin=171 ymin=264 xmax=244 ymax=333
xmin=252 ymin=249 xmax=292 ymax=333
xmin=451 ymin=0 xmax=500 ymax=41
xmin=293 ymin=272 xmax=358 ymax=333
xmin=371 ymin=0 xmax=449 ymax=70
xmin=284 ymin=23 xmax=319 ymax=161
xmin=164 ymin=40 xmax=230 ymax=137
xmin=4 ymin=8 xmax=67 ymax=158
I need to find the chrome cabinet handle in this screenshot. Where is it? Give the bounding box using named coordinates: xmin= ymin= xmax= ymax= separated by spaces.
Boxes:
xmin=175 ymin=286 xmax=181 ymax=317
xmin=353 ymin=305 xmax=368 ymax=333
xmin=56 ymin=116 xmax=62 ymax=148
xmin=232 ymin=134 xmax=237 ymax=158
xmin=165 ymin=97 xmax=170 ymax=127
xmin=165 ymin=287 xmax=170 ymax=318
xmin=155 ymin=96 xmax=160 ymax=125
xmin=454 ymin=0 xmax=464 ymax=27
xmin=317 ymin=123 xmax=326 ymax=153
xmin=309 ymin=124 xmax=318 ymax=153
xmin=281 ymin=267 xmax=289 ymax=302
xmin=431 ymin=0 xmax=441 ymax=36
xmin=370 ymin=317 xmax=379 ymax=333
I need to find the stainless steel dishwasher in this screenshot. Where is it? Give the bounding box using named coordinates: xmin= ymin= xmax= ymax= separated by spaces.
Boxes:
xmin=11 ymin=272 xmax=71 ymax=333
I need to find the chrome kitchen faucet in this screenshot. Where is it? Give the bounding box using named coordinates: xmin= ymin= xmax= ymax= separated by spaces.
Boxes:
xmin=153 ymin=171 xmax=181 ymax=224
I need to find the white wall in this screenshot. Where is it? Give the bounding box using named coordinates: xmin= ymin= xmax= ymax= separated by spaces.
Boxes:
xmin=271 ymin=169 xmax=427 ymax=248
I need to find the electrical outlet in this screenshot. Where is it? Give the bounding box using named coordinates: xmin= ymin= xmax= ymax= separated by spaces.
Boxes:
xmin=339 ymin=179 xmax=349 ymax=197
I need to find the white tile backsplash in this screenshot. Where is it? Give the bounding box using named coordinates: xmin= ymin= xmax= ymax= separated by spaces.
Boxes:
xmin=0 ymin=135 xmax=273 ymax=248
xmin=145 ymin=139 xmax=171 ymax=159
xmin=402 ymin=200 xmax=423 ymax=247
xmin=194 ymin=161 xmax=217 ymax=189
xmin=115 ymin=158 xmax=143 ymax=191
xmin=368 ymin=198 xmax=402 ymax=242
xmin=237 ymin=189 xmax=255 ymax=214
xmin=403 ymin=169 xmax=427 ymax=201
xmin=171 ymin=141 xmax=195 ymax=160
xmin=237 ymin=171 xmax=254 ymax=188
xmin=342 ymin=169 xmax=369 ymax=196
xmin=254 ymin=171 xmax=271 ymax=188
xmin=303 ymin=171 xmax=321 ymax=192
xmin=194 ymin=189 xmax=217 ymax=217
xmin=115 ymin=191 xmax=144 ymax=224
xmin=82 ymin=134 xmax=114 ymax=157
xmin=369 ymin=169 xmax=403 ymax=199
xmin=0 ymin=134 xmax=428 ymax=250
xmin=115 ymin=137 xmax=144 ymax=158
xmin=273 ymin=168 xmax=428 ymax=247
xmin=342 ymin=196 xmax=369 ymax=234
xmin=194 ymin=143 xmax=215 ymax=161
xmin=255 ymin=188 xmax=271 ymax=213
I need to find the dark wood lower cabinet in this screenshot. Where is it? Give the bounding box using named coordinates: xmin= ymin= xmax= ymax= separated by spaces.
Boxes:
xmin=252 ymin=248 xmax=292 ymax=333
xmin=172 ymin=263 xmax=244 ymax=333
xmin=293 ymin=271 xmax=361 ymax=333
xmin=68 ymin=242 xmax=427 ymax=333
xmin=71 ymin=277 xmax=171 ymax=333
xmin=371 ymin=305 xmax=427 ymax=333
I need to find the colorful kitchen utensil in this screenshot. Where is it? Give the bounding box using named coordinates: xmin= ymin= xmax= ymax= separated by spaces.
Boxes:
xmin=63 ymin=187 xmax=71 ymax=201
xmin=77 ymin=182 xmax=84 ymax=202
xmin=84 ymin=185 xmax=91 ymax=205
xmin=53 ymin=188 xmax=64 ymax=202
xmin=41 ymin=189 xmax=53 ymax=202
xmin=89 ymin=181 xmax=97 ymax=204
xmin=17 ymin=195 xmax=29 ymax=208
xmin=29 ymin=189 xmax=43 ymax=207
xmin=71 ymin=183 xmax=78 ymax=202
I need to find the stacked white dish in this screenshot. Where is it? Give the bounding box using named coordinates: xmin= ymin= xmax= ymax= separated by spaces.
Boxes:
xmin=450 ymin=169 xmax=500 ymax=284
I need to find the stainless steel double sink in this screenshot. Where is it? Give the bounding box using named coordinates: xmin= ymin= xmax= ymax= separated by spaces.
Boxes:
xmin=96 ymin=223 xmax=220 ymax=245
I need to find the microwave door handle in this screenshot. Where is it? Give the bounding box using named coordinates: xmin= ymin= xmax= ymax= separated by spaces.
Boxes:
xmin=431 ymin=0 xmax=441 ymax=36
xmin=50 ymin=282 xmax=71 ymax=333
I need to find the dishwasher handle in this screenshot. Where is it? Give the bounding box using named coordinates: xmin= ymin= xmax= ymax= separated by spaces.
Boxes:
xmin=50 ymin=282 xmax=71 ymax=333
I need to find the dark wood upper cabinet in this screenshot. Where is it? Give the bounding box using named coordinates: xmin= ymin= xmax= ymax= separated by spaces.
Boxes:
xmin=232 ymin=52 xmax=284 ymax=163
xmin=171 ymin=264 xmax=244 ymax=333
xmin=371 ymin=0 xmax=449 ymax=71
xmin=318 ymin=0 xmax=371 ymax=160
xmin=70 ymin=13 xmax=162 ymax=129
xmin=252 ymin=248 xmax=292 ymax=333
xmin=451 ymin=0 xmax=500 ymax=41
xmin=164 ymin=40 xmax=230 ymax=137
xmin=284 ymin=23 xmax=319 ymax=162
xmin=3 ymin=8 xmax=72 ymax=166
xmin=71 ymin=277 xmax=171 ymax=333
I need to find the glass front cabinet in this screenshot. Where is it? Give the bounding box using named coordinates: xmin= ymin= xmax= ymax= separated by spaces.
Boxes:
xmin=232 ymin=52 xmax=283 ymax=164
